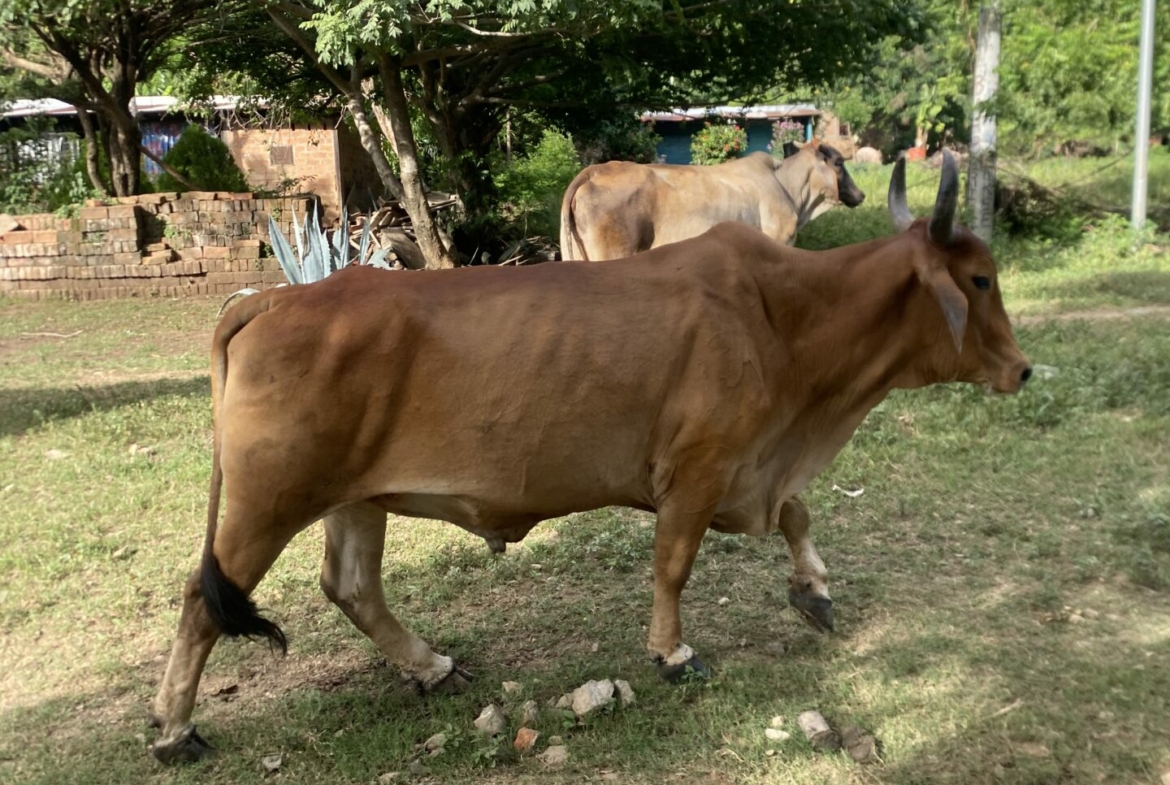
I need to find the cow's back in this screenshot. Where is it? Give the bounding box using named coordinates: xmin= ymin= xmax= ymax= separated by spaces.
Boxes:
xmin=562 ymin=155 xmax=781 ymax=261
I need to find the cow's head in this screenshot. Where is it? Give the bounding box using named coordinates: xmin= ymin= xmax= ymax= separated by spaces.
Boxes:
xmin=889 ymin=151 xmax=1031 ymax=394
xmin=796 ymin=142 xmax=866 ymax=209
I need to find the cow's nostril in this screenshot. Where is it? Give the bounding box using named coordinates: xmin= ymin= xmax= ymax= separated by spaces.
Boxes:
xmin=1020 ymin=367 xmax=1033 ymax=385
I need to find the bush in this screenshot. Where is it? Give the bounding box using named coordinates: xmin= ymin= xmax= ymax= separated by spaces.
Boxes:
xmin=690 ymin=122 xmax=747 ymax=165
xmin=493 ymin=129 xmax=580 ymax=237
xmin=573 ymin=116 xmax=661 ymax=165
xmin=155 ymin=125 xmax=249 ymax=193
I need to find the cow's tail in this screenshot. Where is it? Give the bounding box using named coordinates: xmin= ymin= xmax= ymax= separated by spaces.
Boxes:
xmin=198 ymin=292 xmax=288 ymax=654
xmin=559 ymin=170 xmax=591 ymax=262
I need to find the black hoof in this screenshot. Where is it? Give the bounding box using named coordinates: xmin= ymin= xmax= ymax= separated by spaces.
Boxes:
xmin=788 ymin=590 xmax=834 ymax=632
xmin=151 ymin=725 xmax=213 ymax=764
xmin=657 ymin=654 xmax=711 ymax=683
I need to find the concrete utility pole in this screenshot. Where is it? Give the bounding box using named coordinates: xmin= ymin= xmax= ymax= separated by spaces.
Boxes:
xmin=1132 ymin=0 xmax=1157 ymax=229
xmin=968 ymin=2 xmax=1001 ymax=244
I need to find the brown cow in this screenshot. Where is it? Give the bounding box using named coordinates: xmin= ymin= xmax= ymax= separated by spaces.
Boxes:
xmin=150 ymin=152 xmax=1030 ymax=762
xmin=560 ymin=143 xmax=865 ymax=261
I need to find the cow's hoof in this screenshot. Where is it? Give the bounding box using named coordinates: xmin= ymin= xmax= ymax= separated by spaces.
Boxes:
xmin=421 ymin=662 xmax=474 ymax=695
xmin=657 ymin=654 xmax=711 ymax=684
xmin=789 ymin=590 xmax=834 ymax=632
xmin=151 ymin=724 xmax=212 ymax=764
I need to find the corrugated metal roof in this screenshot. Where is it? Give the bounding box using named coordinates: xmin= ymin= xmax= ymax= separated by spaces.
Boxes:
xmin=642 ymin=104 xmax=820 ymax=122
xmin=2 ymin=95 xmax=242 ymax=119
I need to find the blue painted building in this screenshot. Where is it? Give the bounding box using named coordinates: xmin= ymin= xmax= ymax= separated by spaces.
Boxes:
xmin=642 ymin=104 xmax=820 ymax=164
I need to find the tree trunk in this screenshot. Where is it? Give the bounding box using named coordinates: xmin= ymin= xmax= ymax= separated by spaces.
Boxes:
xmin=107 ymin=119 xmax=142 ymax=197
xmin=75 ymin=108 xmax=110 ymax=196
xmin=379 ymin=57 xmax=458 ymax=270
xmin=967 ymin=2 xmax=1000 ymax=243
xmin=346 ymin=70 xmax=404 ymax=201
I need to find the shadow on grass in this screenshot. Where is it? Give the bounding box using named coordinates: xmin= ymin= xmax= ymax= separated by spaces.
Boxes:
xmin=0 ymin=374 xmax=209 ymax=438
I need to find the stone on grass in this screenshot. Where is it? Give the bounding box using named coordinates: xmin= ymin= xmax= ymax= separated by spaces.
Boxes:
xmin=765 ymin=728 xmax=791 ymax=742
xmin=520 ymin=699 xmax=540 ymax=725
xmin=513 ymin=727 xmax=540 ymax=754
xmin=1160 ymin=770 xmax=1170 ymax=785
xmin=548 ymin=735 xmax=564 ymax=746
xmin=841 ymin=726 xmax=878 ymax=764
xmin=261 ymin=753 xmax=282 ymax=773
xmin=502 ymin=680 xmax=523 ymax=696
xmin=538 ymin=745 xmax=569 ymax=767
xmin=377 ymin=773 xmax=399 ymax=784
xmin=797 ymin=710 xmax=841 ymax=751
xmin=571 ymin=679 xmax=615 ymax=718
xmin=473 ymin=704 xmax=507 ymax=736
xmin=421 ymin=732 xmax=446 ymax=754
xmin=770 ymin=716 xmax=785 ymax=729
xmin=614 ymin=679 xmax=636 ymax=707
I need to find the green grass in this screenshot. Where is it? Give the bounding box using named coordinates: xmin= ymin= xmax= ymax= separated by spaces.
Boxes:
xmin=3 ymin=200 xmax=1170 ymax=784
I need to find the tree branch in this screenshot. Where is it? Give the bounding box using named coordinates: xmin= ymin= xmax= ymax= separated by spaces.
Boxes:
xmin=0 ymin=47 xmax=69 ymax=81
xmin=139 ymin=143 xmax=198 ymax=190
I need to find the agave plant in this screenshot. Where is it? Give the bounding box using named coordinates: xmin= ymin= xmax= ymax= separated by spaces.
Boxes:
xmin=268 ymin=206 xmax=392 ymax=285
xmin=218 ymin=207 xmax=392 ymax=316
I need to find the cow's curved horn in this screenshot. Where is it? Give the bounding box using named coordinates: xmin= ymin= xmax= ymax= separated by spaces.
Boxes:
xmin=928 ymin=150 xmax=959 ymax=245
xmin=888 ymin=156 xmax=915 ymax=231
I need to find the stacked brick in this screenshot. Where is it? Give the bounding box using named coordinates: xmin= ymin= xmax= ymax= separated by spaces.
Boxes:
xmin=0 ymin=192 xmax=315 ymax=301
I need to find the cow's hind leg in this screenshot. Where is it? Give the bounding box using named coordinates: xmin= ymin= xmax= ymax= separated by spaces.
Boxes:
xmin=320 ymin=503 xmax=471 ymax=692
xmin=778 ymin=497 xmax=834 ymax=632
xmin=151 ymin=506 xmax=296 ymax=763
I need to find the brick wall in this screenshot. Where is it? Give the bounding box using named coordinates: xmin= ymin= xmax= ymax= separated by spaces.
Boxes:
xmin=0 ymin=192 xmax=314 ymax=301
xmin=221 ymin=125 xmax=385 ymax=220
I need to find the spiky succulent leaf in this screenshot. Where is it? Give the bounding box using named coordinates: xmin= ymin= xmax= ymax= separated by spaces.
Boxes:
xmin=267 ymin=216 xmax=303 ymax=285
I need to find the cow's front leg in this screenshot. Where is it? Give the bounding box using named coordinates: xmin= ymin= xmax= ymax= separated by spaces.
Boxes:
xmin=648 ymin=503 xmax=715 ymax=682
xmin=778 ymin=497 xmax=833 ymax=632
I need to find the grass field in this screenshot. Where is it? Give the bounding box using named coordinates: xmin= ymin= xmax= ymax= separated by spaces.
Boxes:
xmin=2 ymin=158 xmax=1169 ymax=785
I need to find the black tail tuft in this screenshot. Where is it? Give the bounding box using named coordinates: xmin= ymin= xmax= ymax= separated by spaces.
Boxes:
xmin=200 ymin=551 xmax=288 ymax=654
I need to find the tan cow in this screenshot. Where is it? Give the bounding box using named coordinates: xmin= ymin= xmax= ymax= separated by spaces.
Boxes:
xmin=560 ymin=143 xmax=866 ymax=261
xmin=150 ymin=152 xmax=1030 ymax=762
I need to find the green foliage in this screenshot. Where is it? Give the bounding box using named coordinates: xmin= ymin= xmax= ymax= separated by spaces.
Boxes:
xmin=690 ymin=122 xmax=747 ymax=166
xmin=0 ymin=121 xmax=96 ymax=214
xmin=493 ymin=129 xmax=580 ymax=236
xmin=153 ymin=125 xmax=248 ymax=194
xmin=569 ymin=115 xmax=662 ymax=166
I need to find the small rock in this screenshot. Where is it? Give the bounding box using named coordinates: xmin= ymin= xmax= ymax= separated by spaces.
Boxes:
xmin=770 ymin=716 xmax=785 ymax=729
xmin=474 ymin=704 xmax=507 ymax=736
xmin=548 ymin=735 xmax=564 ymax=746
xmin=45 ymin=449 xmax=69 ymax=460
xmin=1069 ymin=613 xmax=1085 ymax=624
xmin=133 ymin=732 xmax=146 ymax=744
xmin=538 ymin=745 xmax=569 ymax=768
xmin=765 ymin=728 xmax=790 ymax=742
xmin=261 ymin=753 xmax=282 ymax=773
xmin=765 ymin=641 xmax=786 ymax=656
xmin=797 ymin=710 xmax=841 ymax=751
xmin=571 ymin=679 xmax=615 ymax=718
xmin=765 ymin=749 xmax=777 ymax=757
xmin=502 ymin=680 xmax=523 ymax=695
xmin=614 ymin=679 xmax=636 ymax=707
xmin=1161 ymin=770 xmax=1170 ymax=785
xmin=591 ymin=642 xmax=600 ymax=653
xmin=1082 ymin=608 xmax=1100 ymax=619
xmin=520 ymin=699 xmax=540 ymax=725
xmin=421 ymin=732 xmax=446 ymax=753
xmin=554 ymin=693 xmax=573 ymax=709
xmin=513 ymin=727 xmax=540 ymax=754
xmin=377 ymin=773 xmax=399 ymax=784
xmin=841 ymin=726 xmax=878 ymax=764
xmin=718 ymin=596 xmax=730 ymax=605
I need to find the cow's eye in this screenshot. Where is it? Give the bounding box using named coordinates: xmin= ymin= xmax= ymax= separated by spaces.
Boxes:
xmin=972 ymin=275 xmax=991 ymax=290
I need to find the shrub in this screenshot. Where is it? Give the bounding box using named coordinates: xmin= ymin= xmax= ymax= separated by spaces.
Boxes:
xmin=771 ymin=119 xmax=806 ymax=155
xmin=493 ymin=129 xmax=580 ymax=237
xmin=573 ymin=116 xmax=661 ymax=165
xmin=0 ymin=121 xmax=96 ymax=214
xmin=155 ymin=125 xmax=249 ymax=193
xmin=690 ymin=122 xmax=747 ymax=165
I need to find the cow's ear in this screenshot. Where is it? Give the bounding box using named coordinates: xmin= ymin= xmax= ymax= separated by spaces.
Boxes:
xmin=916 ymin=262 xmax=968 ymax=353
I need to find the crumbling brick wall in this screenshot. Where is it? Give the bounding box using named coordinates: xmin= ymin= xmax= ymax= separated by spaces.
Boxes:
xmin=0 ymin=192 xmax=314 ymax=301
